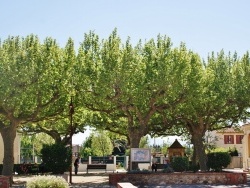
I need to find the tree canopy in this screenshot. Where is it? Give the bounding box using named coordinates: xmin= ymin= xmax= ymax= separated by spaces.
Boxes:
xmin=1 ymin=30 xmax=250 ymax=173
xmin=0 ymin=35 xmax=72 ymax=176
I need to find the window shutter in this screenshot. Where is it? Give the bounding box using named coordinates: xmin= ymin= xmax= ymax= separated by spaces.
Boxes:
xmin=224 ymin=135 xmax=228 ymax=144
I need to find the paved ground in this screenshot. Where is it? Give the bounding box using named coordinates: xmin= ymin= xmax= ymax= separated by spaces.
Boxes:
xmin=11 ymin=169 xmax=250 ymax=188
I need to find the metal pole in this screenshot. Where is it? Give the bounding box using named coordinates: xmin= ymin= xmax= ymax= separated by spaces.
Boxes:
xmin=69 ymin=97 xmax=74 ymax=184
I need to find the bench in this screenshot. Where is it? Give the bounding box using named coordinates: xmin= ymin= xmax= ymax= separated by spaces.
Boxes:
xmin=156 ymin=164 xmax=166 ymax=169
xmin=149 ymin=163 xmax=168 ymax=170
xmin=86 ymin=164 xmax=107 ymax=173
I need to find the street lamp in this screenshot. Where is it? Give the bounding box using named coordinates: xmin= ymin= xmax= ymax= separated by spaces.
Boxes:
xmin=69 ymin=97 xmax=74 ymax=184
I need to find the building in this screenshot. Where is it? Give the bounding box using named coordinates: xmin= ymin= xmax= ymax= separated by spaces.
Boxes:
xmin=168 ymin=139 xmax=185 ymax=158
xmin=206 ymin=127 xmax=244 ymax=156
xmin=242 ymin=123 xmax=250 ymax=170
xmin=0 ymin=133 xmax=21 ymax=164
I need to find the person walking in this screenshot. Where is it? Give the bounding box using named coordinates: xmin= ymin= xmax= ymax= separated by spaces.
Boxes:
xmin=74 ymin=156 xmax=81 ymax=175
xmin=151 ymin=154 xmax=158 ymax=172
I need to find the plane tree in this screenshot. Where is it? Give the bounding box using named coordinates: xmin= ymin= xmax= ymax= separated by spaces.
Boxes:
xmin=75 ymin=30 xmax=200 ymax=169
xmin=153 ymin=51 xmax=250 ymax=171
xmin=18 ymin=38 xmax=89 ymax=146
xmin=19 ymin=117 xmax=85 ymax=145
xmin=0 ymin=35 xmax=72 ymax=176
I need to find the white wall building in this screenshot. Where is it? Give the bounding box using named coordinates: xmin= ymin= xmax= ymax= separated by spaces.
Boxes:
xmin=206 ymin=127 xmax=244 ymax=156
xmin=242 ymin=123 xmax=250 ymax=170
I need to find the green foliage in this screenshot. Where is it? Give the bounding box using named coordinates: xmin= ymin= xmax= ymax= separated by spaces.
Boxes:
xmin=188 ymin=162 xmax=200 ymax=173
xmin=91 ymin=131 xmax=113 ymax=156
xmin=14 ymin=163 xmax=40 ymax=175
xmin=41 ymin=143 xmax=71 ymax=174
xmin=2 ymin=31 xmax=250 ymax=176
xmin=21 ymin=133 xmax=54 ymax=161
xmin=161 ymin=142 xmax=170 ymax=155
xmin=139 ymin=136 xmax=150 ymax=148
xmin=229 ymin=147 xmax=238 ymax=156
xmin=207 ymin=152 xmax=231 ymax=172
xmin=80 ymin=135 xmax=93 ymax=158
xmin=26 ymin=175 xmax=68 ymax=188
xmin=0 ymin=35 xmax=71 ymax=176
xmin=162 ymin=166 xmax=174 ymax=173
xmin=210 ymin=147 xmax=228 ymax=153
xmin=171 ymin=157 xmax=189 ymax=172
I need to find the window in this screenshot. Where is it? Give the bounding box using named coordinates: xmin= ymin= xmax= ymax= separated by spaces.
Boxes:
xmin=224 ymin=135 xmax=234 ymax=144
xmin=236 ymin=135 xmax=244 ymax=144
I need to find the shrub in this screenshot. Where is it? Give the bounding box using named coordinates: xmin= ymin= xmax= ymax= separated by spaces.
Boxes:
xmin=41 ymin=143 xmax=72 ymax=174
xmin=207 ymin=152 xmax=231 ymax=172
xmin=162 ymin=166 xmax=174 ymax=173
xmin=26 ymin=175 xmax=68 ymax=188
xmin=171 ymin=156 xmax=189 ymax=172
xmin=188 ymin=162 xmax=200 ymax=173
xmin=229 ymin=148 xmax=238 ymax=156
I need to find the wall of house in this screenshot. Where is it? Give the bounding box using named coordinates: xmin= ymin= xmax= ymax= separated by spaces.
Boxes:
xmin=242 ymin=124 xmax=250 ymax=170
xmin=0 ymin=133 xmax=21 ymax=164
xmin=206 ymin=129 xmax=244 ymax=156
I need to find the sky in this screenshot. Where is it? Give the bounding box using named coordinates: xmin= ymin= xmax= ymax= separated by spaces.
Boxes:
xmin=1 ymin=0 xmax=249 ymax=145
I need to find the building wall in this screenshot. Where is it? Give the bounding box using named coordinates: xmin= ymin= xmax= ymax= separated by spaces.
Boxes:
xmin=206 ymin=128 xmax=244 ymax=156
xmin=0 ymin=133 xmax=21 ymax=164
xmin=242 ymin=124 xmax=250 ymax=170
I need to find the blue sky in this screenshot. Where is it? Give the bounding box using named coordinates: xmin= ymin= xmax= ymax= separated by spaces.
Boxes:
xmin=1 ymin=0 xmax=249 ymax=145
xmin=1 ymin=0 xmax=250 ymax=59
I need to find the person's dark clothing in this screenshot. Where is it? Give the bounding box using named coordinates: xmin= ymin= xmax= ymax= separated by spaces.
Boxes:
xmin=39 ymin=162 xmax=45 ymax=174
xmin=151 ymin=163 xmax=157 ymax=172
xmin=74 ymin=157 xmax=80 ymax=175
xmin=151 ymin=157 xmax=157 ymax=172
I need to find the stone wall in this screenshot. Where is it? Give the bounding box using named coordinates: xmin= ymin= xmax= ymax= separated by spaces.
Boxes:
xmin=0 ymin=176 xmax=10 ymax=188
xmin=109 ymin=172 xmax=247 ymax=186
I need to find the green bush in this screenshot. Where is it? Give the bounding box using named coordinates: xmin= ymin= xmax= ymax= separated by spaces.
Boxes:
xmin=1 ymin=164 xmax=24 ymax=175
xmin=188 ymin=162 xmax=200 ymax=173
xmin=171 ymin=156 xmax=189 ymax=172
xmin=26 ymin=175 xmax=68 ymax=188
xmin=162 ymin=166 xmax=174 ymax=173
xmin=207 ymin=152 xmax=231 ymax=172
xmin=229 ymin=148 xmax=238 ymax=156
xmin=41 ymin=143 xmax=72 ymax=174
xmin=1 ymin=164 xmax=39 ymax=175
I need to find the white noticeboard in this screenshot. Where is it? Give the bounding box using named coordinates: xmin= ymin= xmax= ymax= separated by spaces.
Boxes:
xmin=130 ymin=148 xmax=151 ymax=170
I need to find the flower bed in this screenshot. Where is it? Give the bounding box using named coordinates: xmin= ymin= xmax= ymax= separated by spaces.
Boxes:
xmin=109 ymin=172 xmax=247 ymax=186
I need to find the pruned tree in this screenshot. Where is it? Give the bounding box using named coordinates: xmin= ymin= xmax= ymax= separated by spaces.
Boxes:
xmin=154 ymin=51 xmax=250 ymax=171
xmin=76 ymin=30 xmax=199 ymax=169
xmin=0 ymin=35 xmax=72 ymax=177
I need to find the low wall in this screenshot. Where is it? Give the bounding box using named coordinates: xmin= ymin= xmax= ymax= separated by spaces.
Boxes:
xmin=109 ymin=172 xmax=247 ymax=186
xmin=0 ymin=176 xmax=10 ymax=188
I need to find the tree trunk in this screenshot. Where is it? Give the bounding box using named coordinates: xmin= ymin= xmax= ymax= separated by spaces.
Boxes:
xmin=1 ymin=122 xmax=17 ymax=182
xmin=192 ymin=133 xmax=207 ymax=171
xmin=128 ymin=127 xmax=145 ymax=171
xmin=191 ymin=137 xmax=198 ymax=166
